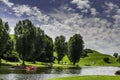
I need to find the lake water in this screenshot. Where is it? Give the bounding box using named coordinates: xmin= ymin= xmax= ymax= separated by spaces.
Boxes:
xmin=0 ymin=66 xmax=120 ymax=80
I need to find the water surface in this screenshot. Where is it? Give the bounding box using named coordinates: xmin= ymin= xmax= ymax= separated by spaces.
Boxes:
xmin=0 ymin=66 xmax=119 ymax=80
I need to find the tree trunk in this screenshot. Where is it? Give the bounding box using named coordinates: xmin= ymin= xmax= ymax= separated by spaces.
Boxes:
xmin=0 ymin=57 xmax=1 ymax=66
xmin=58 ymin=61 xmax=60 ymax=64
xmin=22 ymin=55 xmax=25 ymax=66
xmin=73 ymin=62 xmax=76 ymax=65
xmin=22 ymin=59 xmax=25 ymax=66
xmin=33 ymin=59 xmax=36 ymax=64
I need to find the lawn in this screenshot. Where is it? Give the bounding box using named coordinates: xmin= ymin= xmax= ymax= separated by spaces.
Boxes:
xmin=1 ymin=50 xmax=120 ymax=68
xmin=48 ymin=76 xmax=120 ymax=80
xmin=53 ymin=51 xmax=120 ymax=67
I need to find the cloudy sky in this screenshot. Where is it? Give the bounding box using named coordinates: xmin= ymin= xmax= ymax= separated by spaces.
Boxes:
xmin=0 ymin=0 xmax=120 ymax=55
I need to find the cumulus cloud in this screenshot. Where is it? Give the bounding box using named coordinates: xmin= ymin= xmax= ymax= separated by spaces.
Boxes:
xmin=1 ymin=0 xmax=14 ymax=7
xmin=104 ymin=2 xmax=119 ymax=13
xmin=40 ymin=12 xmax=120 ymax=55
xmin=1 ymin=0 xmax=120 ymax=55
xmin=71 ymin=0 xmax=98 ymax=16
xmin=13 ymin=5 xmax=32 ymax=16
xmin=71 ymin=0 xmax=90 ymax=9
xmin=90 ymin=8 xmax=97 ymax=16
xmin=1 ymin=0 xmax=50 ymax=24
xmin=12 ymin=5 xmax=50 ymax=24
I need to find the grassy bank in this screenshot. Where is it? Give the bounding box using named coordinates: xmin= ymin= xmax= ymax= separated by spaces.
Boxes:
xmin=48 ymin=76 xmax=120 ymax=80
xmin=1 ymin=50 xmax=120 ymax=68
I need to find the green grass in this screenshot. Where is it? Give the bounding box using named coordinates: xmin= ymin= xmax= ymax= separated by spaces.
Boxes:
xmin=1 ymin=50 xmax=119 ymax=68
xmin=53 ymin=51 xmax=120 ymax=66
xmin=79 ymin=51 xmax=120 ymax=66
xmin=4 ymin=34 xmax=120 ymax=67
xmin=48 ymin=76 xmax=120 ymax=80
xmin=10 ymin=34 xmax=15 ymax=40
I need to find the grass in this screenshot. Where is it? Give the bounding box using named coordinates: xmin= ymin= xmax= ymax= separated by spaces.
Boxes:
xmin=2 ymin=34 xmax=119 ymax=67
xmin=53 ymin=51 xmax=120 ymax=67
xmin=8 ymin=34 xmax=120 ymax=67
xmin=1 ymin=50 xmax=120 ymax=68
xmin=79 ymin=51 xmax=120 ymax=66
xmin=48 ymin=76 xmax=120 ymax=80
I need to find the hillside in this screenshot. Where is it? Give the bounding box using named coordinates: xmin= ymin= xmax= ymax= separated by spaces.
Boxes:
xmin=79 ymin=50 xmax=120 ymax=66
xmin=54 ymin=50 xmax=120 ymax=66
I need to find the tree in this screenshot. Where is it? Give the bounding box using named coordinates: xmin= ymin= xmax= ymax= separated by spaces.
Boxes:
xmin=117 ymin=56 xmax=120 ymax=63
xmin=43 ymin=35 xmax=54 ymax=62
xmin=103 ymin=57 xmax=110 ymax=63
xmin=68 ymin=34 xmax=84 ymax=65
xmin=36 ymin=35 xmax=54 ymax=63
xmin=113 ymin=53 xmax=118 ymax=58
xmin=2 ymin=38 xmax=16 ymax=62
xmin=14 ymin=19 xmax=35 ymax=66
xmin=0 ymin=19 xmax=10 ymax=66
xmin=55 ymin=35 xmax=67 ymax=64
xmin=31 ymin=27 xmax=45 ymax=64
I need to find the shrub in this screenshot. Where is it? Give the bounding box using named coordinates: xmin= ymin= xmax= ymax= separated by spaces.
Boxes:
xmin=115 ymin=70 xmax=120 ymax=75
xmin=103 ymin=57 xmax=110 ymax=63
xmin=1 ymin=54 xmax=19 ymax=62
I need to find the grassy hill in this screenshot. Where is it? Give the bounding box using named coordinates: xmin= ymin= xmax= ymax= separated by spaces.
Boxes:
xmin=79 ymin=50 xmax=119 ymax=66
xmin=54 ymin=50 xmax=120 ymax=66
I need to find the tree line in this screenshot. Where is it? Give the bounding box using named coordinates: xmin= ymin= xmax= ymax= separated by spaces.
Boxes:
xmin=0 ymin=18 xmax=84 ymax=66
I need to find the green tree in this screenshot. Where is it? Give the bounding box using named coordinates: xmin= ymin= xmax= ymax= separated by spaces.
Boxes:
xmin=31 ymin=27 xmax=45 ymax=64
xmin=43 ymin=35 xmax=54 ymax=62
xmin=113 ymin=53 xmax=118 ymax=58
xmin=117 ymin=56 xmax=120 ymax=63
xmin=14 ymin=19 xmax=35 ymax=66
xmin=55 ymin=35 xmax=67 ymax=64
xmin=68 ymin=34 xmax=84 ymax=65
xmin=0 ymin=19 xmax=10 ymax=65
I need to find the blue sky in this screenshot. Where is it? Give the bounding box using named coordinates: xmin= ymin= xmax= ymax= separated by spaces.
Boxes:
xmin=0 ymin=0 xmax=120 ymax=55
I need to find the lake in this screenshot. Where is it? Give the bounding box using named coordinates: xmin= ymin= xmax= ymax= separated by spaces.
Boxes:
xmin=0 ymin=66 xmax=120 ymax=80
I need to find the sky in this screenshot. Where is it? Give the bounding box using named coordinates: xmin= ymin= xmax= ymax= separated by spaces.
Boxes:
xmin=0 ymin=0 xmax=120 ymax=55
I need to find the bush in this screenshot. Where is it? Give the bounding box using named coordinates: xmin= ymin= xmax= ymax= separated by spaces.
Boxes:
xmin=103 ymin=57 xmax=110 ymax=63
xmin=1 ymin=53 xmax=19 ymax=62
xmin=115 ymin=70 xmax=120 ymax=75
xmin=84 ymin=49 xmax=93 ymax=53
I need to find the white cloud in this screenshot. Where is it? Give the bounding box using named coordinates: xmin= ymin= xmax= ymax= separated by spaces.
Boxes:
xmin=104 ymin=2 xmax=119 ymax=13
xmin=71 ymin=0 xmax=98 ymax=16
xmin=1 ymin=0 xmax=14 ymax=7
xmin=1 ymin=0 xmax=50 ymax=24
xmin=13 ymin=5 xmax=31 ymax=17
xmin=40 ymin=12 xmax=120 ymax=55
xmin=1 ymin=0 xmax=120 ymax=55
xmin=91 ymin=8 xmax=97 ymax=16
xmin=71 ymin=0 xmax=90 ymax=9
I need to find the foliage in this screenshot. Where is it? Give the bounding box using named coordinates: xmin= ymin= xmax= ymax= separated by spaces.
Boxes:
xmin=115 ymin=70 xmax=120 ymax=75
xmin=14 ymin=19 xmax=35 ymax=65
xmin=113 ymin=53 xmax=118 ymax=58
xmin=68 ymin=34 xmax=84 ymax=65
xmin=38 ymin=35 xmax=54 ymax=63
xmin=103 ymin=57 xmax=110 ymax=63
xmin=0 ymin=18 xmax=10 ymax=65
xmin=31 ymin=27 xmax=45 ymax=63
xmin=55 ymin=35 xmax=67 ymax=64
xmin=117 ymin=56 xmax=120 ymax=62
xmin=84 ymin=49 xmax=93 ymax=53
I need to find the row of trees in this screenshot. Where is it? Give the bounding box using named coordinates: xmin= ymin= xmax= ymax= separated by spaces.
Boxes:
xmin=0 ymin=18 xmax=84 ymax=66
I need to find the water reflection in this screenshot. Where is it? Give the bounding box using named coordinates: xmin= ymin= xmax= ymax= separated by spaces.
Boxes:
xmin=0 ymin=66 xmax=120 ymax=80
